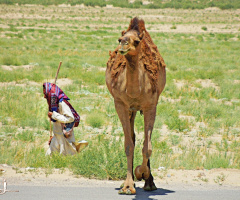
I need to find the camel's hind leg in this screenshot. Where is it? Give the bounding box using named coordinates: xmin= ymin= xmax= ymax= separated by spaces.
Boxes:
xmin=143 ymin=160 xmax=157 ymax=191
xmin=134 ymin=106 xmax=157 ymax=191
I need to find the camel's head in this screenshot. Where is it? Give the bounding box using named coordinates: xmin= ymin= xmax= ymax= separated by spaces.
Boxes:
xmin=118 ymin=30 xmax=144 ymax=56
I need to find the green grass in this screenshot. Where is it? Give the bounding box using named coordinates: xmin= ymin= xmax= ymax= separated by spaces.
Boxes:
xmin=72 ymin=135 xmax=129 ymax=180
xmin=0 ymin=5 xmax=239 ymax=180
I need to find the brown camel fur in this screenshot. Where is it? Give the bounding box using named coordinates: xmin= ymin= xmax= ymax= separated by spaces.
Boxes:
xmin=105 ymin=17 xmax=166 ymax=195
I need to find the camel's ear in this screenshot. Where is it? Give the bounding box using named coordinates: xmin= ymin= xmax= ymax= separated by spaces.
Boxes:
xmin=139 ymin=31 xmax=145 ymax=40
xmin=121 ymin=30 xmax=126 ymax=36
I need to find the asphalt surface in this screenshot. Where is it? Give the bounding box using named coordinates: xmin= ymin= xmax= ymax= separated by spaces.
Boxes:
xmin=1 ymin=185 xmax=240 ymax=200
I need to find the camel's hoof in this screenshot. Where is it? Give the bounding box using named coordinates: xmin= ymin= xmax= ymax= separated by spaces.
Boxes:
xmin=126 ymin=189 xmax=132 ymax=195
xmin=118 ymin=188 xmax=136 ymax=195
xmin=134 ymin=165 xmax=150 ymax=181
xmin=118 ymin=189 xmax=125 ymax=194
xmin=135 ymin=166 xmax=143 ymax=181
xmin=143 ymin=184 xmax=157 ymax=191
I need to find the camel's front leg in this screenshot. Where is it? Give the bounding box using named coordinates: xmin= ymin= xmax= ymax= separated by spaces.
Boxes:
xmin=135 ymin=106 xmax=157 ymax=191
xmin=114 ymin=101 xmax=136 ymax=195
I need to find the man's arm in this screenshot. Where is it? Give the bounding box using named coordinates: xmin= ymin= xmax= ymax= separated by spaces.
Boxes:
xmin=51 ymin=101 xmax=74 ymax=123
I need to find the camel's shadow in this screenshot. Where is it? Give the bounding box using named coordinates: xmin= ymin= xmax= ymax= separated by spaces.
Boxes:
xmin=115 ymin=187 xmax=175 ymax=200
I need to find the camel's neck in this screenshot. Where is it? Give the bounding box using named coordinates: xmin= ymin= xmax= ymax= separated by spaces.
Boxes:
xmin=125 ymin=54 xmax=141 ymax=98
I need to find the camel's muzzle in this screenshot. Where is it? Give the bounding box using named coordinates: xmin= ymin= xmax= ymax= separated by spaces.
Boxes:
xmin=119 ymin=48 xmax=130 ymax=55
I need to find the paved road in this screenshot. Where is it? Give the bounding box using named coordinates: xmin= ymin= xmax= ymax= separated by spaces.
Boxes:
xmin=1 ymin=185 xmax=240 ymax=200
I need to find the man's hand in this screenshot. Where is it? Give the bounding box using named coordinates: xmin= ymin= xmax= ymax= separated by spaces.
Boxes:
xmin=48 ymin=112 xmax=53 ymax=119
xmin=64 ymin=132 xmax=72 ymax=138
xmin=48 ymin=136 xmax=53 ymax=145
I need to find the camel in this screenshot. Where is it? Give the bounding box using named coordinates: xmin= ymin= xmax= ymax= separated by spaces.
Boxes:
xmin=105 ymin=17 xmax=166 ymax=195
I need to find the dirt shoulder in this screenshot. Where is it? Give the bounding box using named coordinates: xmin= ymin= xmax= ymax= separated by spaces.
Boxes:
xmin=1 ymin=164 xmax=240 ymax=190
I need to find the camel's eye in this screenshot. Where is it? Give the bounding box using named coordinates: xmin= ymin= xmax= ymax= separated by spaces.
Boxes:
xmin=134 ymin=40 xmax=140 ymax=46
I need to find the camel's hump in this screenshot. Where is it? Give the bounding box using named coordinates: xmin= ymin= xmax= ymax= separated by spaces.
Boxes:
xmin=127 ymin=17 xmax=146 ymax=34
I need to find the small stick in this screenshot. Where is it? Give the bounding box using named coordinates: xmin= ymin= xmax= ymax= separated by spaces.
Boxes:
xmin=49 ymin=61 xmax=62 ymax=138
xmin=54 ymin=61 xmax=62 ymax=84
xmin=49 ymin=118 xmax=52 ymax=137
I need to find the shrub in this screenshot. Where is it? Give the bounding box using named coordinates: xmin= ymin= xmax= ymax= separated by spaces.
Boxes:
xmin=166 ymin=117 xmax=190 ymax=132
xmin=204 ymin=153 xmax=232 ymax=169
xmin=1 ymin=55 xmax=21 ymax=66
xmin=86 ymin=112 xmax=105 ymax=128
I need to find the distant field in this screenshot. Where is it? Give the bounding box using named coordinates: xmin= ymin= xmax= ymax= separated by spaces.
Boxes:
xmin=0 ymin=5 xmax=239 ymax=180
xmin=0 ymin=0 xmax=240 ymax=9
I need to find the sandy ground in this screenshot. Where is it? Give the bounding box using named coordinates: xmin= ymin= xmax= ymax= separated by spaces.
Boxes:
xmin=0 ymin=164 xmax=240 ymax=191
